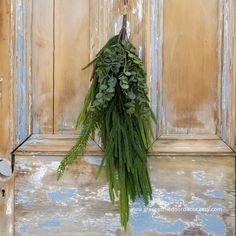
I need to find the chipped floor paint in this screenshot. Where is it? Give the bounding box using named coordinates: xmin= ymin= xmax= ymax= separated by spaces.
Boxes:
xmin=14 ymin=155 xmax=235 ymax=236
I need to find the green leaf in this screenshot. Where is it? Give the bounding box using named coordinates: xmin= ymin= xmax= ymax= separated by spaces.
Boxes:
xmin=124 ymin=71 xmax=131 ymax=76
xmin=120 ymin=83 xmax=129 ymax=90
xmin=96 ymin=93 xmax=103 ymax=99
xmin=100 ymin=84 xmax=108 ymax=90
xmin=107 ymin=87 xmax=115 ymax=93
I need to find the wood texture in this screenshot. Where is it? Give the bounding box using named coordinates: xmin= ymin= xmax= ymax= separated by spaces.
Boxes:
xmin=0 ymin=0 xmax=11 ymax=158
xmin=162 ymin=0 xmax=219 ymax=134
xmin=29 ymin=0 xmax=235 ymax=143
xmin=14 ymin=154 xmax=235 ymax=235
xmin=14 ymin=134 xmax=234 ymax=157
xmin=31 ymin=0 xmax=54 ymax=133
xmin=54 ymin=0 xmax=90 ymax=133
xmin=14 ymin=0 xmax=32 ymax=144
xmin=14 ymin=134 xmax=103 ymax=156
xmin=234 ymin=0 xmax=236 ymax=151
xmin=145 ymin=0 xmax=163 ymax=138
xmin=220 ymin=0 xmax=236 ymax=151
xmin=0 ymin=175 xmax=14 ymax=236
xmin=150 ymin=135 xmax=233 ymax=156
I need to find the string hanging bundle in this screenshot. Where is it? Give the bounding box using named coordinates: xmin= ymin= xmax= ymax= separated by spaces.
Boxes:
xmin=57 ymin=0 xmax=156 ymax=228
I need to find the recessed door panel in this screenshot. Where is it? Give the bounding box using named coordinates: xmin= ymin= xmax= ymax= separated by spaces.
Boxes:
xmin=163 ymin=0 xmax=219 ymax=134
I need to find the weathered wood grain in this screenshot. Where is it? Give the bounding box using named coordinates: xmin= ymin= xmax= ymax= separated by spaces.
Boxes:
xmin=0 ymin=0 xmax=11 ymax=159
xmin=162 ymin=0 xmax=219 ymax=135
xmin=0 ymin=175 xmax=14 ymax=236
xmin=29 ymin=0 xmax=235 ymax=143
xmin=14 ymin=134 xmax=103 ymax=156
xmin=234 ymin=0 xmax=236 ymax=151
xmin=14 ymin=0 xmax=32 ymax=145
xmin=220 ymin=0 xmax=236 ymax=151
xmin=150 ymin=135 xmax=233 ymax=156
xmin=14 ymin=154 xmax=235 ymax=235
xmin=14 ymin=134 xmax=234 ymax=157
xmin=31 ymin=0 xmax=54 ymax=133
xmin=145 ymin=0 xmax=163 ymax=138
xmin=54 ymin=0 xmax=90 ymax=133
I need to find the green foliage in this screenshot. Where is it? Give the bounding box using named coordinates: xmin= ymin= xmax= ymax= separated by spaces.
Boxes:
xmin=57 ymin=34 xmax=157 ymax=229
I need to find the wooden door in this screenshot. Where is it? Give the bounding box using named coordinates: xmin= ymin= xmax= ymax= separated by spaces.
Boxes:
xmin=0 ymin=0 xmax=235 ymax=235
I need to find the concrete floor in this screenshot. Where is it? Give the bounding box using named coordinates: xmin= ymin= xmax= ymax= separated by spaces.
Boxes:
xmin=9 ymin=155 xmax=234 ymax=236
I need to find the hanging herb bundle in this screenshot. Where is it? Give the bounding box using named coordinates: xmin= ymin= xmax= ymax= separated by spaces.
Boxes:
xmin=57 ymin=3 xmax=157 ymax=229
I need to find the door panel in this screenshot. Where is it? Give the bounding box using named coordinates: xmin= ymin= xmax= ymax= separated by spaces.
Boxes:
xmin=54 ymin=0 xmax=90 ymax=132
xmin=32 ymin=0 xmax=54 ymax=133
xmin=14 ymin=154 xmax=235 ymax=235
xmin=31 ymin=0 xmax=147 ymax=134
xmin=163 ymin=0 xmax=219 ymax=134
xmin=0 ymin=0 xmax=233 ymax=235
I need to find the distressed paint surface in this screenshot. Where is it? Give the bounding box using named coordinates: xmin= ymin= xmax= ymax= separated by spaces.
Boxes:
xmin=14 ymin=134 xmax=103 ymax=156
xmin=221 ymin=0 xmax=236 ymax=150
xmin=0 ymin=0 xmax=32 ymax=154
xmin=15 ymin=0 xmax=31 ymax=144
xmin=29 ymin=0 xmax=235 ymax=144
xmin=15 ymin=155 xmax=235 ymax=235
xmin=0 ymin=175 xmax=14 ymax=236
xmin=145 ymin=0 xmax=163 ymax=137
xmin=0 ymin=0 xmax=235 ymax=234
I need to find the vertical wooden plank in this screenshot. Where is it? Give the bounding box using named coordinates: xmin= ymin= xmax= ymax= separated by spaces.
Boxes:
xmin=162 ymin=0 xmax=219 ymax=134
xmin=0 ymin=0 xmax=11 ymax=159
xmin=31 ymin=0 xmax=54 ymax=133
xmin=0 ymin=175 xmax=14 ymax=236
xmin=234 ymin=0 xmax=236 ymax=151
xmin=54 ymin=0 xmax=90 ymax=133
xmin=221 ymin=0 xmax=235 ymax=150
xmin=26 ymin=0 xmax=32 ymax=137
xmin=216 ymin=0 xmax=224 ymax=136
xmin=14 ymin=0 xmax=31 ymax=145
xmin=145 ymin=0 xmax=163 ymax=137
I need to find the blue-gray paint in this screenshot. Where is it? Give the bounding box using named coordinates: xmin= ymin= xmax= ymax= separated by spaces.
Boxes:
xmin=221 ymin=0 xmax=235 ymax=147
xmin=16 ymin=0 xmax=29 ymax=144
xmin=192 ymin=170 xmax=205 ymax=181
xmin=47 ymin=188 xmax=77 ymax=202
xmin=15 ymin=192 xmax=33 ymax=208
xmin=186 ymin=197 xmax=206 ymax=208
xmin=209 ymin=203 xmax=225 ymax=212
xmin=198 ymin=214 xmax=226 ymax=236
xmin=84 ymin=156 xmax=102 ymax=166
xmin=205 ymin=189 xmax=225 ymax=198
xmin=37 ymin=215 xmax=61 ymax=230
xmin=159 ymin=190 xmax=185 ymax=206
xmin=149 ymin=0 xmax=162 ymax=136
xmin=18 ymin=223 xmax=29 ymax=233
xmin=131 ymin=200 xmax=188 ymax=235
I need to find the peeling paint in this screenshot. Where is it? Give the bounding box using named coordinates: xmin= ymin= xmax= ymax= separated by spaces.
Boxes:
xmin=16 ymin=0 xmax=29 ymax=144
xmin=47 ymin=189 xmax=77 ymax=202
xmin=18 ymin=224 xmax=29 ymax=233
xmin=192 ymin=170 xmax=206 ymax=181
xmin=198 ymin=214 xmax=226 ymax=236
xmin=15 ymin=155 xmax=235 ymax=235
xmin=37 ymin=215 xmax=61 ymax=230
xmin=205 ymin=189 xmax=225 ymax=198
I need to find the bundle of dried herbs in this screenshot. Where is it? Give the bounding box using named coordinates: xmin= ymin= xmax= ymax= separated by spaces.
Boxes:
xmin=57 ymin=8 xmax=156 ymax=228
